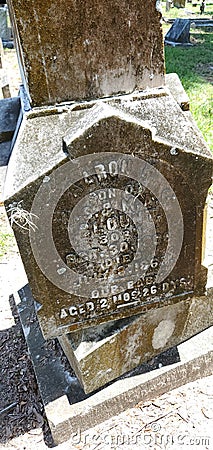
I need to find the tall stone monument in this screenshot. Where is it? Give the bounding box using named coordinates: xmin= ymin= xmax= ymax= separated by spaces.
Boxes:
xmin=4 ymin=0 xmax=213 ymax=423
xmin=7 ymin=0 xmax=164 ymax=105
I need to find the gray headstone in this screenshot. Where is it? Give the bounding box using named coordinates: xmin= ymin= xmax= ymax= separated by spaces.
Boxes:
xmin=0 ymin=97 xmax=21 ymax=143
xmin=0 ymin=6 xmax=8 ymax=40
xmin=165 ymin=19 xmax=190 ymax=44
xmin=0 ymin=141 xmax=11 ymax=166
xmin=7 ymin=0 xmax=165 ymax=106
xmin=174 ymin=0 xmax=186 ymax=7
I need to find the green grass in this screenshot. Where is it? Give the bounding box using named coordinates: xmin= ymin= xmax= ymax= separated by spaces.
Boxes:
xmin=0 ymin=232 xmax=14 ymax=259
xmin=163 ymin=25 xmax=213 ymax=151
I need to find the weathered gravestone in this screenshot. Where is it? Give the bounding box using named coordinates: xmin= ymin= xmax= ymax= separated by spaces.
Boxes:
xmin=4 ymin=93 xmax=213 ymax=390
xmin=165 ymin=18 xmax=191 ymax=45
xmin=0 ymin=96 xmax=21 ymax=165
xmin=0 ymin=6 xmax=8 ymax=40
xmin=174 ymin=0 xmax=186 ymax=7
xmin=4 ymin=0 xmax=213 ymax=399
xmin=166 ymin=1 xmax=173 ymax=11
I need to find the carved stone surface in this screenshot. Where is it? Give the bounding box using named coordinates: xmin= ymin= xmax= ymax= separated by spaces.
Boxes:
xmin=59 ymin=292 xmax=213 ymax=393
xmin=3 ymin=87 xmax=212 ymax=339
xmin=7 ymin=0 xmax=165 ymax=106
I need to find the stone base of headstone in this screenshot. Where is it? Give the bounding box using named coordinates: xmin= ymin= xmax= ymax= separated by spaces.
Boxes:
xmin=174 ymin=0 xmax=186 ymax=7
xmin=15 ymin=284 xmax=213 ymax=446
xmin=58 ymin=292 xmax=212 ymax=394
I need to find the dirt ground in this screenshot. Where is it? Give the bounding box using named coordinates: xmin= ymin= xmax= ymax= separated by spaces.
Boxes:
xmin=0 ymin=40 xmax=213 ymax=450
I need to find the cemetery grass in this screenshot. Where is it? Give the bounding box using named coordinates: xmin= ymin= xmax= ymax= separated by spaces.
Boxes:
xmin=164 ymin=29 xmax=213 ymax=152
xmin=0 ymin=231 xmax=13 ymax=258
xmin=0 ymin=209 xmax=14 ymax=259
xmin=161 ymin=1 xmax=213 ymax=19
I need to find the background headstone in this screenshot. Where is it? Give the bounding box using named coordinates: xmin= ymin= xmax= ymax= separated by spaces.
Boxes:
xmin=166 ymin=1 xmax=174 ymax=11
xmin=7 ymin=0 xmax=165 ymax=106
xmin=3 ymin=0 xmax=213 ymax=398
xmin=4 ymin=92 xmax=212 ymax=339
xmin=174 ymin=0 xmax=186 ymax=7
xmin=0 ymin=5 xmax=13 ymax=44
xmin=165 ymin=18 xmax=190 ymax=44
